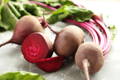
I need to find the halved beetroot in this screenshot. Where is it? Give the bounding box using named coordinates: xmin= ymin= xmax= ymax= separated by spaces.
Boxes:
xmin=21 ymin=32 xmax=53 ymax=63
xmin=36 ymin=56 xmax=64 ymax=72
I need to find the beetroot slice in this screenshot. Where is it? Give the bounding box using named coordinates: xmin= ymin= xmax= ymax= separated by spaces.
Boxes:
xmin=21 ymin=32 xmax=53 ymax=63
xmin=36 ymin=56 xmax=64 ymax=72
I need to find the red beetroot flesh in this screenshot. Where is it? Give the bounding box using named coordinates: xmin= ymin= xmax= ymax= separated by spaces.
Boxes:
xmin=21 ymin=32 xmax=53 ymax=63
xmin=36 ymin=56 xmax=64 ymax=72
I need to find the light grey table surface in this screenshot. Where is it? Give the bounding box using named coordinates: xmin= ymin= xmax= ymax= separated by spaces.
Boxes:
xmin=0 ymin=1 xmax=120 ymax=80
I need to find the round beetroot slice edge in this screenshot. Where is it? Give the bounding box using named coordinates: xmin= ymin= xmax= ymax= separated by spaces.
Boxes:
xmin=36 ymin=56 xmax=64 ymax=72
xmin=21 ymin=32 xmax=51 ymax=63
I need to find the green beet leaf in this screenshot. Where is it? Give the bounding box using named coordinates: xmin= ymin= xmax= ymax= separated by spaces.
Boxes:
xmin=33 ymin=0 xmax=74 ymax=7
xmin=8 ymin=1 xmax=21 ymax=18
xmin=0 ymin=4 xmax=18 ymax=30
xmin=0 ymin=71 xmax=45 ymax=80
xmin=9 ymin=0 xmax=28 ymax=1
xmin=47 ymin=5 xmax=93 ymax=24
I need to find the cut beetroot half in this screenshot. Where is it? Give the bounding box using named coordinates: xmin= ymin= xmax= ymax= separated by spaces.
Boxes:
xmin=21 ymin=32 xmax=53 ymax=63
xmin=36 ymin=56 xmax=64 ymax=72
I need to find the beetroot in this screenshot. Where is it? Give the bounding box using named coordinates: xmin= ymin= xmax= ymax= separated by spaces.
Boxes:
xmin=21 ymin=32 xmax=53 ymax=63
xmin=53 ymin=25 xmax=84 ymax=57
xmin=0 ymin=15 xmax=44 ymax=47
xmin=75 ymin=42 xmax=104 ymax=80
xmin=36 ymin=56 xmax=64 ymax=72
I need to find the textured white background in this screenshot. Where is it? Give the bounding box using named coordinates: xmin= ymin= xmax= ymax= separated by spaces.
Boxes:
xmin=0 ymin=1 xmax=120 ymax=80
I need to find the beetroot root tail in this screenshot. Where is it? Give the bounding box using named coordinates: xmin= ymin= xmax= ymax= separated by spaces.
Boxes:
xmin=0 ymin=40 xmax=12 ymax=47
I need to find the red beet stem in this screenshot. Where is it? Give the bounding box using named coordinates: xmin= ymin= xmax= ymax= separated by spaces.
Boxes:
xmin=0 ymin=40 xmax=12 ymax=47
xmin=38 ymin=15 xmax=58 ymax=34
xmin=37 ymin=17 xmax=48 ymax=28
xmin=85 ymin=21 xmax=105 ymax=50
xmin=93 ymin=14 xmax=103 ymax=21
xmin=92 ymin=16 xmax=111 ymax=55
xmin=30 ymin=1 xmax=57 ymax=11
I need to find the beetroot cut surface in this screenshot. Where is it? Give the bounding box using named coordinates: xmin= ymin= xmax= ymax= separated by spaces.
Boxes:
xmin=36 ymin=56 xmax=64 ymax=72
xmin=21 ymin=32 xmax=53 ymax=63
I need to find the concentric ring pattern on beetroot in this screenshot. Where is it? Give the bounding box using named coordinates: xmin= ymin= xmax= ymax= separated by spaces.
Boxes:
xmin=21 ymin=32 xmax=53 ymax=63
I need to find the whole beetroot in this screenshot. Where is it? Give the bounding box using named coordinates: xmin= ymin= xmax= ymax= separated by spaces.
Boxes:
xmin=0 ymin=15 xmax=44 ymax=47
xmin=54 ymin=25 xmax=84 ymax=57
xmin=75 ymin=42 xmax=104 ymax=80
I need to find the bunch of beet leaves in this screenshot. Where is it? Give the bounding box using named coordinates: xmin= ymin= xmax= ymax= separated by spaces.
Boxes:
xmin=0 ymin=0 xmax=52 ymax=32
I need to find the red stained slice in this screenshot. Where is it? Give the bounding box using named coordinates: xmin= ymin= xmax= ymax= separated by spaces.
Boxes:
xmin=36 ymin=56 xmax=64 ymax=72
xmin=21 ymin=32 xmax=53 ymax=63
